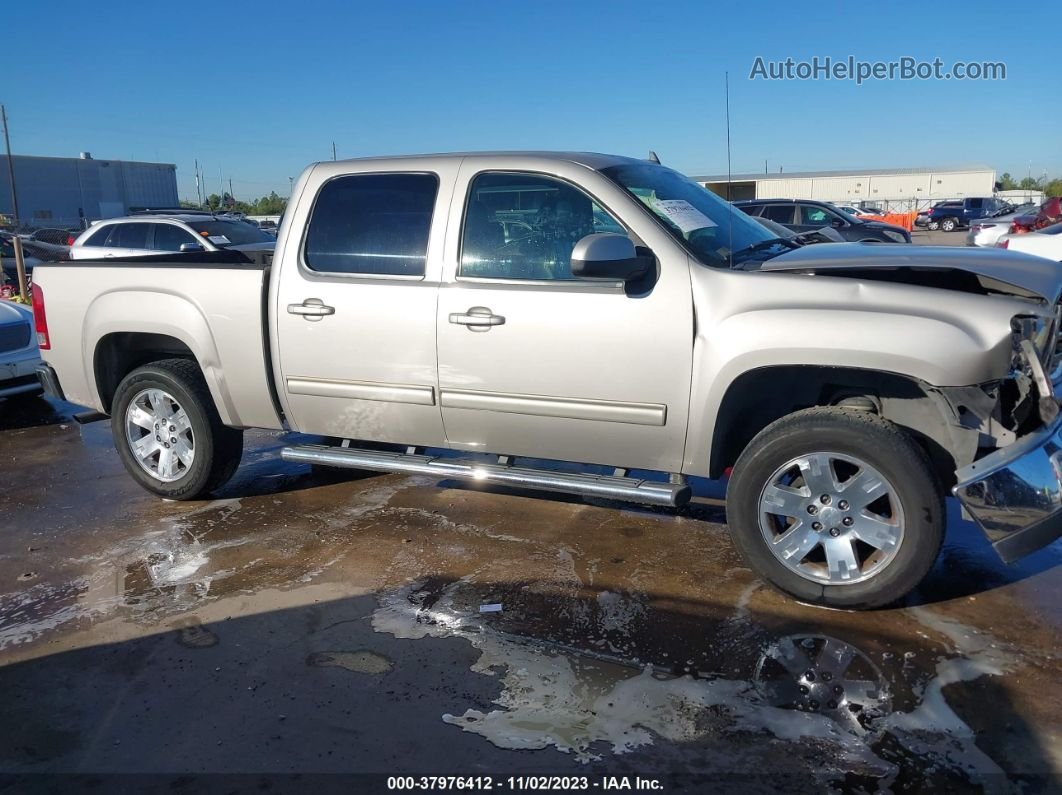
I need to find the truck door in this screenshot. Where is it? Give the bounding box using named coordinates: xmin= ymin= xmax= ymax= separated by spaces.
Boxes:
xmin=435 ymin=165 xmax=694 ymax=473
xmin=273 ymin=163 xmax=456 ymax=446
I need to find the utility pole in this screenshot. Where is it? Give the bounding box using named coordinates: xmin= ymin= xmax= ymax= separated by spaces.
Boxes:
xmin=332 ymin=141 xmax=337 ymax=161
xmin=229 ymin=178 xmax=235 ymax=205
xmin=1 ymin=105 xmax=20 ymax=227
xmin=194 ymin=159 xmax=203 ymax=208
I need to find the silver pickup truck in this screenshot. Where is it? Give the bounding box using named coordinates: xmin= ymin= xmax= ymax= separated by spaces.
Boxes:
xmin=32 ymin=152 xmax=1062 ymax=609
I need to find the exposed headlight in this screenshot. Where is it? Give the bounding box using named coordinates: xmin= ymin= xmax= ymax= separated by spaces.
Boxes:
xmin=881 ymin=229 xmax=907 ymax=243
xmin=1011 ymin=314 xmax=1054 ymax=367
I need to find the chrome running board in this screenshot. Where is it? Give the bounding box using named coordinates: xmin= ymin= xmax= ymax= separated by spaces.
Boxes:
xmin=281 ymin=444 xmax=691 ymax=507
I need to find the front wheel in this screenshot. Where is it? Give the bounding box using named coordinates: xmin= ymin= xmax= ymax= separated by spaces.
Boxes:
xmin=726 ymin=408 xmax=944 ymax=610
xmin=927 ymin=220 xmax=940 ymax=231
xmin=111 ymin=358 xmax=243 ymax=500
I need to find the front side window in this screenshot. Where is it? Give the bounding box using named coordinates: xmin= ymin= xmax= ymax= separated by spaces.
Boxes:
xmin=186 ymin=219 xmax=273 ymax=247
xmin=460 ymin=172 xmax=620 ymax=281
xmin=152 ymin=223 xmax=199 ymax=252
xmin=799 ymin=205 xmax=838 ymax=227
xmin=304 ymin=173 xmax=438 ymax=276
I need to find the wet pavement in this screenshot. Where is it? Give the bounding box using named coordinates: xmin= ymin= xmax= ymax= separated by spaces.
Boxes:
xmin=0 ymin=396 xmax=1060 ymax=793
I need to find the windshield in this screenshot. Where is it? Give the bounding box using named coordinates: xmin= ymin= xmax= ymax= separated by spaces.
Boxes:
xmin=186 ymin=219 xmax=273 ymax=246
xmin=600 ymin=163 xmax=776 ymax=267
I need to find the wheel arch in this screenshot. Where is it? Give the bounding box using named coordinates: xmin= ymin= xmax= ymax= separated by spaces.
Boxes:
xmin=84 ymin=290 xmax=237 ymax=424
xmin=700 ymin=365 xmax=975 ymax=486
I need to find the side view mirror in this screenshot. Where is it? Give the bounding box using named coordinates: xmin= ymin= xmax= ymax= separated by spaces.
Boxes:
xmin=570 ymin=233 xmax=649 ymax=282
xmin=830 ymin=217 xmax=846 ymax=228
xmin=179 ymin=242 xmax=204 ymax=252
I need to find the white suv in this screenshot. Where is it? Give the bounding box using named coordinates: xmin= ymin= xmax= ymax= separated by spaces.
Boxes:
xmin=69 ymin=212 xmax=275 ymax=260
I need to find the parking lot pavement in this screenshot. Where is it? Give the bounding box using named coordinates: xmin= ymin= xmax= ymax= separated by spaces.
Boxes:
xmin=912 ymin=228 xmax=973 ymax=246
xmin=1 ymin=397 xmax=1060 ymax=792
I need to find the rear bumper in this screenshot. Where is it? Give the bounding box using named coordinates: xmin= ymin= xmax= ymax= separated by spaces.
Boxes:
xmin=953 ymin=414 xmax=1062 ymax=563
xmin=0 ymin=349 xmax=43 ymax=398
xmin=34 ymin=362 xmax=65 ymax=401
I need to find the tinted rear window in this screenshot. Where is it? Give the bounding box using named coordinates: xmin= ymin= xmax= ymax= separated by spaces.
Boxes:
xmin=304 ymin=173 xmax=438 ymax=276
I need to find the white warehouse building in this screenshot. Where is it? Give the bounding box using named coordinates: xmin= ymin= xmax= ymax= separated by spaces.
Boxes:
xmin=693 ymin=166 xmax=997 ymax=211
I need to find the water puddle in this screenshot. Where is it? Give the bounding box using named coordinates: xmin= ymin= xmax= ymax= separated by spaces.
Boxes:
xmin=372 ymin=576 xmax=1019 ymax=789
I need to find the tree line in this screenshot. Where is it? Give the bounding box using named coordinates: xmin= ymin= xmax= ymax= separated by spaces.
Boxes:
xmin=180 ymin=191 xmax=287 ymax=216
xmin=998 ymin=173 xmax=1062 ymax=197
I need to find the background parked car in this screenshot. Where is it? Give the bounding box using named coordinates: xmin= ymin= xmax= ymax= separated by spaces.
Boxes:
xmin=27 ymin=228 xmax=79 ymax=247
xmin=998 ymin=221 xmax=1062 ymax=260
xmin=966 ymin=203 xmax=1040 ymax=247
xmin=835 ymin=205 xmax=878 ymax=218
xmin=751 ymin=215 xmax=845 ymax=245
xmin=928 ymin=197 xmax=1007 ymax=232
xmin=735 ymin=199 xmax=911 ymax=242
xmin=0 ymin=234 xmax=44 ymax=283
xmin=69 ymin=213 xmax=276 ymax=260
xmin=1009 ymin=197 xmax=1062 ymax=235
xmin=0 ymin=298 xmax=42 ymax=400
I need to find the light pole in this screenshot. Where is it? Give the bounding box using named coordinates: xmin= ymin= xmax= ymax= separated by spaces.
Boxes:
xmin=288 ymin=176 xmax=293 ymax=197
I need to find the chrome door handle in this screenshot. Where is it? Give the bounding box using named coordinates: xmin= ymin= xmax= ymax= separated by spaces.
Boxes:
xmin=449 ymin=306 xmax=505 ymax=331
xmin=287 ymin=298 xmax=335 ymax=321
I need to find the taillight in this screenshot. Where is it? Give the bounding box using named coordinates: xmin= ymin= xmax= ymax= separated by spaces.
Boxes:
xmin=999 ymin=239 xmax=1009 ymax=249
xmin=31 ymin=284 xmax=50 ymax=349
xmin=66 ymin=234 xmax=75 ymax=246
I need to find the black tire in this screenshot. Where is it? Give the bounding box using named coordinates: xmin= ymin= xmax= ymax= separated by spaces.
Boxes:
xmin=941 ymin=217 xmax=958 ymax=232
xmin=726 ymin=407 xmax=944 ymax=610
xmin=927 ymin=220 xmax=940 ymax=231
xmin=110 ymin=358 xmax=243 ymax=500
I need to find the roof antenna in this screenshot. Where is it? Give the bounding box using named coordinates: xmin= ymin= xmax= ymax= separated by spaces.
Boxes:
xmin=725 ymin=71 xmax=734 ymax=267
xmin=648 ymin=150 xmax=660 ymax=164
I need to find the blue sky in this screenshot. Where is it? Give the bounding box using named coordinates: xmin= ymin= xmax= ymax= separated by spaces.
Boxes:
xmin=7 ymin=1 xmax=1060 ymax=199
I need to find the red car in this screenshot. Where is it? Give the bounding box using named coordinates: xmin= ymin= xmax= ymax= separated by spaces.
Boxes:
xmin=1010 ymin=197 xmax=1062 ymax=234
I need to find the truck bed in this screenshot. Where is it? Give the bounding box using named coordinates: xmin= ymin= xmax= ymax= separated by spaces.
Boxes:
xmin=33 ymin=252 xmax=282 ymax=430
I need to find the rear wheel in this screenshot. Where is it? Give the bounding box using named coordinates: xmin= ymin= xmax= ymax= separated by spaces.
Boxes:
xmin=726 ymin=408 xmax=944 ymax=609
xmin=111 ymin=359 xmax=243 ymax=499
xmin=927 ymin=220 xmax=940 ymax=231
xmin=941 ymin=217 xmax=958 ymax=232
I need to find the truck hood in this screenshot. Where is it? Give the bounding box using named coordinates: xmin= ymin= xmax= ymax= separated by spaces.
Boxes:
xmin=755 ymin=243 xmax=1062 ymax=303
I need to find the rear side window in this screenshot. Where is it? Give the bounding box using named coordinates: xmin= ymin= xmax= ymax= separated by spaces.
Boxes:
xmin=304 ymin=173 xmax=438 ymax=276
xmin=760 ymin=204 xmax=795 ymax=224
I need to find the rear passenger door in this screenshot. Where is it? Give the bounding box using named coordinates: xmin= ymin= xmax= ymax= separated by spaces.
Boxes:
xmin=273 ymin=164 xmax=457 ymax=445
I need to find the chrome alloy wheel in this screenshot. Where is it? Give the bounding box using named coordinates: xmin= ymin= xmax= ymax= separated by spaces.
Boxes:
xmin=125 ymin=388 xmax=195 ymax=482
xmin=758 ymin=452 xmax=904 ymax=584
xmin=754 ymin=634 xmax=891 ymax=735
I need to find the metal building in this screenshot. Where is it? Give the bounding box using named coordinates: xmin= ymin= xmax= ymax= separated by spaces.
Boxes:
xmin=0 ymin=153 xmax=178 ymax=230
xmin=693 ymin=166 xmax=997 ymax=211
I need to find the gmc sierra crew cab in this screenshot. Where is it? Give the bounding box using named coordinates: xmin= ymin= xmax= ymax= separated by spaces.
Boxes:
xmin=31 ymin=152 xmax=1062 ymax=609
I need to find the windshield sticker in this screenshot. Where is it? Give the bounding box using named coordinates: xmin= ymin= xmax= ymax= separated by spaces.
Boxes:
xmin=652 ymin=200 xmax=718 ymax=233
xmin=207 ymin=235 xmax=231 ymax=245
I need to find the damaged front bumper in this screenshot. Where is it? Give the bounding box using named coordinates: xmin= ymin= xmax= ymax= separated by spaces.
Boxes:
xmin=954 ymin=412 xmax=1062 ymax=563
